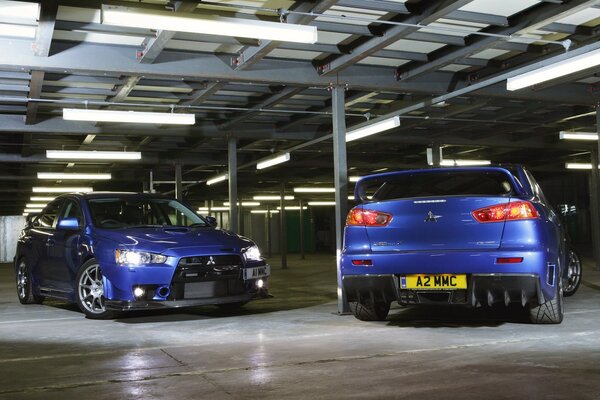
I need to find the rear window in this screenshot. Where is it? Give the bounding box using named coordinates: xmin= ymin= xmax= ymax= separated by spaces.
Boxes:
xmin=369 ymin=171 xmax=514 ymax=201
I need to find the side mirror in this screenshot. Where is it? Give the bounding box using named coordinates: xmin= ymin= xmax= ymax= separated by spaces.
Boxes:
xmin=25 ymin=213 xmax=40 ymax=228
xmin=57 ymin=217 xmax=80 ymax=230
xmin=205 ymin=216 xmax=218 ymax=227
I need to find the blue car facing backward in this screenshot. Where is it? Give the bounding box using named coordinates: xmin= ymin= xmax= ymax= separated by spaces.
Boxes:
xmin=15 ymin=193 xmax=270 ymax=319
xmin=341 ymin=166 xmax=566 ymax=324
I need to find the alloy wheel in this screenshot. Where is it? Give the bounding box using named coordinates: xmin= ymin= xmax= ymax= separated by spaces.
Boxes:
xmin=78 ymin=263 xmax=106 ymax=314
xmin=16 ymin=260 xmax=27 ymax=300
xmin=565 ymin=250 xmax=582 ymax=295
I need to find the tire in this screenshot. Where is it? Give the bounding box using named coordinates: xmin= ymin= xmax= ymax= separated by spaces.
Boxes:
xmin=563 ymin=250 xmax=582 ymax=297
xmin=75 ymin=259 xmax=115 ymax=319
xmin=529 ymin=274 xmax=564 ymax=324
xmin=349 ymin=298 xmax=390 ymax=321
xmin=15 ymin=257 xmax=44 ymax=305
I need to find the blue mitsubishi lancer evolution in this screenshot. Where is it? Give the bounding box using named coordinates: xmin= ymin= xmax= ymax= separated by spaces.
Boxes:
xmin=341 ymin=166 xmax=567 ymax=324
xmin=15 ymin=193 xmax=270 ymax=319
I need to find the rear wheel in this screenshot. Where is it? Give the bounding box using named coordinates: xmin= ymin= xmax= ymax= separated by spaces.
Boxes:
xmin=15 ymin=258 xmax=44 ymax=304
xmin=529 ymin=275 xmax=563 ymax=324
xmin=75 ymin=259 xmax=115 ymax=319
xmin=563 ymin=250 xmax=582 ymax=297
xmin=349 ymin=298 xmax=390 ymax=321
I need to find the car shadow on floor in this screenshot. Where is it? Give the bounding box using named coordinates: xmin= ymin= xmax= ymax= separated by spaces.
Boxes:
xmin=385 ymin=304 xmax=530 ymax=328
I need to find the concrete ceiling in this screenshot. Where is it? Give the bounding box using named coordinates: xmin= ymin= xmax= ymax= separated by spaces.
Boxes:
xmin=0 ymin=0 xmax=599 ymax=214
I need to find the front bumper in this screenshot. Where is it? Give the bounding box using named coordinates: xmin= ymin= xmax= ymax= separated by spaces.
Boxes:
xmin=343 ymin=274 xmax=545 ymax=308
xmin=105 ymin=289 xmax=270 ymax=311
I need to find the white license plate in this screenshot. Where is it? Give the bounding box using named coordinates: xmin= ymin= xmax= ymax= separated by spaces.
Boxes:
xmin=243 ymin=265 xmax=270 ymax=280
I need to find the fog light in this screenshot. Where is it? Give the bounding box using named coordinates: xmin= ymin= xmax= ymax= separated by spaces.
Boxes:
xmin=133 ymin=287 xmax=145 ymax=298
xmin=256 ymin=279 xmax=264 ymax=289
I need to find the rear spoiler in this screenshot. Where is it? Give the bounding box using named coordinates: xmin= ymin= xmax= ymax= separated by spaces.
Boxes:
xmin=353 ymin=167 xmax=527 ymax=203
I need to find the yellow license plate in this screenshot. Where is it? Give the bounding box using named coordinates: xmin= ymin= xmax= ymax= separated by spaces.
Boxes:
xmin=401 ymin=274 xmax=467 ymax=290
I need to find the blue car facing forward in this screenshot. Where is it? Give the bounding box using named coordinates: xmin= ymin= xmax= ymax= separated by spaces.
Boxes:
xmin=15 ymin=193 xmax=270 ymax=319
xmin=341 ymin=166 xmax=566 ymax=324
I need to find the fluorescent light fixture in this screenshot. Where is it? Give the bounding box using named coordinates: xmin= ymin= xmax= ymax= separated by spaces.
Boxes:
xmin=565 ymin=163 xmax=600 ymax=169
xmin=63 ymin=108 xmax=195 ymax=125
xmin=206 ymin=174 xmax=227 ymax=186
xmin=559 ymin=131 xmax=598 ymax=141
xmin=37 ymin=172 xmax=112 ymax=180
xmin=208 ymin=207 xmax=230 ymax=211
xmin=46 ymin=150 xmax=141 ymax=160
xmin=308 ymin=201 xmax=336 ymax=206
xmin=251 ymin=210 xmax=280 ymax=214
xmin=256 ymin=153 xmax=290 ymax=170
xmin=24 ymin=208 xmax=43 ymax=213
xmin=197 ymin=208 xmax=209 ymax=212
xmin=26 ymin=203 xmax=47 ymax=208
xmin=101 ymin=5 xmax=318 ymax=44
xmin=253 ymin=195 xmax=295 ymax=201
xmin=32 ymin=187 xmax=93 ymax=193
xmin=440 ymin=159 xmax=491 ymax=166
xmin=223 ymin=202 xmax=261 ymax=207
xmin=349 ymin=176 xmax=362 ymax=183
xmin=346 ymin=116 xmax=400 ymax=142
xmin=277 ymin=206 xmax=308 ymax=210
xmin=293 ymin=187 xmax=335 ymax=193
xmin=507 ymin=48 xmax=600 ymax=91
xmin=30 ymin=196 xmax=55 ymax=202
xmin=22 ymin=213 xmax=30 ymax=216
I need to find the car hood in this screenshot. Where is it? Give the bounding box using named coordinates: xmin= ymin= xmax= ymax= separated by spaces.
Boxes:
xmin=93 ymin=226 xmax=254 ymax=256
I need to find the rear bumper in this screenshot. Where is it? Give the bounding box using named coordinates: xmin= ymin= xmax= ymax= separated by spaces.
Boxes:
xmin=343 ymin=274 xmax=545 ymax=307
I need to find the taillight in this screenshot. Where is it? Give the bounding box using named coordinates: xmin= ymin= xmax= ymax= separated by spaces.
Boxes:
xmin=346 ymin=208 xmax=392 ymax=226
xmin=472 ymin=200 xmax=539 ymax=223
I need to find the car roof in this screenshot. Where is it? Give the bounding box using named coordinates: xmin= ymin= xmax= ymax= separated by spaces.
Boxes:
xmin=57 ymin=192 xmax=176 ymax=200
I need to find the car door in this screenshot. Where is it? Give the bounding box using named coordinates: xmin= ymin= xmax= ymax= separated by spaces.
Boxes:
xmin=47 ymin=198 xmax=84 ymax=292
xmin=30 ymin=199 xmax=64 ymax=289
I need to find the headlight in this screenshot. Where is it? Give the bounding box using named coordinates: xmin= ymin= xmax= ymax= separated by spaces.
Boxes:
xmin=115 ymin=249 xmax=167 ymax=266
xmin=243 ymin=245 xmax=262 ymax=262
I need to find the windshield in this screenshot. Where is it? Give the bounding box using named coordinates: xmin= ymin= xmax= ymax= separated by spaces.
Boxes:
xmin=87 ymin=197 xmax=208 ymax=229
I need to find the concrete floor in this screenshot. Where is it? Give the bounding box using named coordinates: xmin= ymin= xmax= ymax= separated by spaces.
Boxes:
xmin=1 ymin=255 xmax=600 ymax=399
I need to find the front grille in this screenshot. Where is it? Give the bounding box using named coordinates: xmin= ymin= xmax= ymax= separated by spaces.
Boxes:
xmin=169 ymin=254 xmax=245 ymax=300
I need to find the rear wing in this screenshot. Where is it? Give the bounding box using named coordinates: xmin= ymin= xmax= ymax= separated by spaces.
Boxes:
xmin=353 ymin=167 xmax=527 ymax=203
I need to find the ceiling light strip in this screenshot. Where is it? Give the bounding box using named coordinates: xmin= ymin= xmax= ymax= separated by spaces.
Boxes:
xmin=37 ymin=172 xmax=112 ymax=180
xmin=63 ymin=108 xmax=195 ymax=125
xmin=346 ymin=116 xmax=400 ymax=142
xmin=101 ymin=5 xmax=318 ymax=44
xmin=46 ymin=150 xmax=141 ymax=160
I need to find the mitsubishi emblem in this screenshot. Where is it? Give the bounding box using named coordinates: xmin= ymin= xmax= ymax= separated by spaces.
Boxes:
xmin=206 ymin=256 xmax=216 ymax=266
xmin=424 ymin=211 xmax=442 ymax=223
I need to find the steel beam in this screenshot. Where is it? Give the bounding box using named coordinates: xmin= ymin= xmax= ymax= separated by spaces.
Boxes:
xmin=331 ymin=85 xmax=350 ymax=314
xmin=233 ymin=1 xmax=339 ymax=70
xmin=398 ymin=0 xmax=599 ymax=81
xmin=228 ymin=137 xmax=238 ymax=233
xmin=138 ymin=1 xmax=199 ymax=64
xmin=318 ymin=0 xmax=473 ymax=75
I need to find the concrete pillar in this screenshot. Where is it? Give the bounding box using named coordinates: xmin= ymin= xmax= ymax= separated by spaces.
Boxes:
xmin=280 ymin=182 xmax=288 ymax=269
xmin=299 ymin=199 xmax=305 ymax=260
xmin=228 ymin=137 xmax=238 ymax=233
xmin=174 ymin=164 xmax=183 ymax=200
xmin=592 ymin=106 xmax=600 ymax=271
xmin=332 ymin=85 xmax=350 ymax=314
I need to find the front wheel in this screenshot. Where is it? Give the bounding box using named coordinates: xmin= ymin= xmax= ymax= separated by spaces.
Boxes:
xmin=529 ymin=276 xmax=563 ymax=324
xmin=563 ymin=250 xmax=582 ymax=297
xmin=349 ymin=298 xmax=390 ymax=321
xmin=75 ymin=259 xmax=115 ymax=319
xmin=15 ymin=258 xmax=44 ymax=304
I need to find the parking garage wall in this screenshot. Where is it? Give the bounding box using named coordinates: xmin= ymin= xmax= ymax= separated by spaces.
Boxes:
xmin=0 ymin=216 xmax=25 ymax=262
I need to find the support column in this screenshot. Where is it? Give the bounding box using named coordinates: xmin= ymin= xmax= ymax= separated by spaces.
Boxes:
xmin=299 ymin=199 xmax=305 ymax=260
xmin=149 ymin=170 xmax=155 ymax=193
xmin=228 ymin=137 xmax=238 ymax=233
xmin=266 ymin=205 xmax=272 ymax=258
xmin=332 ymin=85 xmax=350 ymax=314
xmin=591 ymin=106 xmax=600 ymax=271
xmin=174 ymin=164 xmax=182 ymax=200
xmin=280 ymin=182 xmax=288 ymax=269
